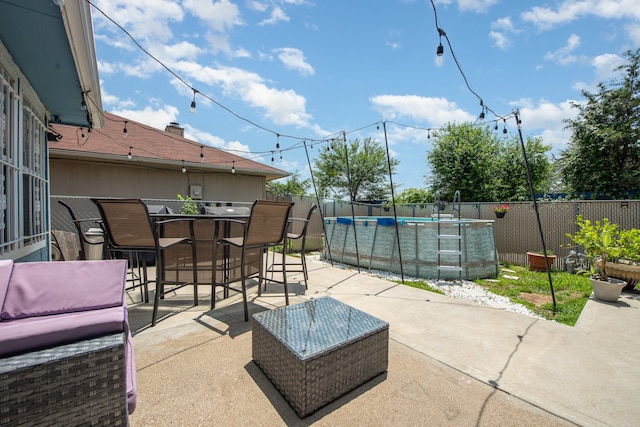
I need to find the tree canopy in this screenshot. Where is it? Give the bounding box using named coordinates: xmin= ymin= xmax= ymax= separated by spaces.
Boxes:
xmin=266 ymin=172 xmax=310 ymax=197
xmin=313 ymin=137 xmax=398 ymax=201
xmin=561 ymin=48 xmax=640 ymax=199
xmin=426 ymin=122 xmax=551 ymax=202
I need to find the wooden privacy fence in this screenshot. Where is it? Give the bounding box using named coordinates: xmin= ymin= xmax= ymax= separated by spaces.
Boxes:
xmin=50 ymin=195 xmax=640 ymax=271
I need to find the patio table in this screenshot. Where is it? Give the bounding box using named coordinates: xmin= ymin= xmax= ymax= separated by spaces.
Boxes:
xmin=252 ymin=296 xmax=389 ymax=417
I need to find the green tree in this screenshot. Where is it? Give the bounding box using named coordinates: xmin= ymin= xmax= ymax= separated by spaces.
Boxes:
xmin=395 ymin=188 xmax=434 ymax=204
xmin=561 ymin=48 xmax=640 ymax=199
xmin=266 ymin=172 xmax=310 ymax=196
xmin=426 ymin=123 xmax=501 ymax=201
xmin=497 ymin=135 xmax=552 ymax=200
xmin=426 ymin=123 xmax=551 ymax=201
xmin=313 ymin=137 xmax=399 ymax=201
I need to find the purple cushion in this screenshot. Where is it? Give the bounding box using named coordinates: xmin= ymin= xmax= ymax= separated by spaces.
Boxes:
xmin=1 ymin=260 xmax=127 ymax=320
xmin=0 ymin=306 xmax=125 ymax=357
xmin=0 ymin=260 xmax=12 ymax=318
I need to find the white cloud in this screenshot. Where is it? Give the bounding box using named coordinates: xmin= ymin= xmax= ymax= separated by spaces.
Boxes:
xmin=259 ymin=6 xmax=290 ymax=26
xmin=183 ymin=125 xmax=251 ymax=153
xmin=182 ymin=0 xmax=243 ymax=33
xmin=456 ymin=0 xmax=500 ymax=13
xmin=543 ymin=34 xmax=582 ymax=65
xmin=592 ymin=53 xmax=626 ymax=79
xmin=247 ymin=1 xmax=268 ymax=12
xmin=109 ymin=105 xmax=181 ymax=131
xmin=625 ymin=23 xmax=640 ymax=46
xmin=509 ymin=98 xmax=578 ymax=150
xmin=522 ymin=0 xmax=640 ymax=30
xmin=489 ymin=17 xmax=519 ymax=50
xmin=173 ymin=63 xmax=312 ymax=127
xmin=370 ymin=95 xmax=475 ymax=126
xmin=92 ymin=0 xmax=184 ymax=42
xmin=489 ymin=31 xmax=510 ymax=50
xmin=274 ymin=48 xmax=315 ymax=75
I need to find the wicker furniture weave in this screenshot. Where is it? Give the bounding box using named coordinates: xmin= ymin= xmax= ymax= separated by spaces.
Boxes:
xmin=252 ymin=297 xmax=389 ymax=417
xmin=0 ymin=333 xmax=127 ymax=426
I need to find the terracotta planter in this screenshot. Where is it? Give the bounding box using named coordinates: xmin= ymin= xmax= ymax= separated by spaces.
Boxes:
xmin=527 ymin=252 xmax=556 ymax=272
xmin=589 ymin=277 xmax=626 ymax=302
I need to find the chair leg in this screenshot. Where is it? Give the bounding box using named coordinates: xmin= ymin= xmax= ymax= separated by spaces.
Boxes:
xmin=282 ymin=245 xmax=289 ymax=306
xmin=301 ymin=248 xmax=309 ymax=289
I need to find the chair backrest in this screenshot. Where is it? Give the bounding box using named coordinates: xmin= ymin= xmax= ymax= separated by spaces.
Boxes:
xmin=245 ymin=200 xmax=294 ymax=246
xmin=92 ymin=198 xmax=157 ymax=250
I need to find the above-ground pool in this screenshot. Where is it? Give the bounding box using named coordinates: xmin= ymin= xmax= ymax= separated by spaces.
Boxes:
xmin=323 ymin=216 xmax=498 ymax=280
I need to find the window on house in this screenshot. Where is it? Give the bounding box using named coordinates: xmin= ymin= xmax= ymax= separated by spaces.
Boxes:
xmin=0 ymin=66 xmax=17 ymax=254
xmin=21 ymin=99 xmax=46 ymax=244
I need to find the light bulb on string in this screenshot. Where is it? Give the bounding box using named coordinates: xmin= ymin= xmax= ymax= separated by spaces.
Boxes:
xmin=427 ymin=130 xmax=431 ymax=139
xmin=190 ymin=89 xmax=198 ymax=113
xmin=123 ymin=121 xmax=128 ymax=138
xmin=271 ymin=151 xmax=274 ymax=164
xmin=231 ymin=161 xmax=236 ymax=174
xmin=200 ymin=146 xmax=204 ymax=162
xmin=502 ymin=120 xmax=508 ymax=138
xmin=128 ymin=147 xmax=132 ymax=160
xmin=181 ymin=160 xmax=186 ymax=173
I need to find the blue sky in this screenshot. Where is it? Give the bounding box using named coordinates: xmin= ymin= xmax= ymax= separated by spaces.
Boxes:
xmin=89 ymin=0 xmax=640 ymax=194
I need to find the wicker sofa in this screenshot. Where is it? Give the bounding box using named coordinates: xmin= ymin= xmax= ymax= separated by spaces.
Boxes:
xmin=0 ymin=259 xmax=136 ymax=425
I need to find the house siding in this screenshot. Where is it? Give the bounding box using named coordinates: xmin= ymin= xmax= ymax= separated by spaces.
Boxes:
xmin=50 ymin=158 xmax=266 ymax=201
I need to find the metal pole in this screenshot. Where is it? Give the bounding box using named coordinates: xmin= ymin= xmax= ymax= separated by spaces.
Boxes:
xmin=303 ymin=140 xmax=333 ymax=266
xmin=515 ymin=110 xmax=556 ymax=310
xmin=342 ymin=134 xmax=361 ymax=273
xmin=382 ymin=122 xmax=405 ymax=283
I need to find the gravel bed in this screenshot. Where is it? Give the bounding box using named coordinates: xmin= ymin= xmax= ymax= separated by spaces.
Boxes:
xmin=316 ymin=257 xmax=542 ymax=319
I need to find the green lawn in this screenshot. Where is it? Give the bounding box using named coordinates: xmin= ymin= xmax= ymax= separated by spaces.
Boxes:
xmin=398 ymin=263 xmax=592 ymax=326
xmin=474 ymin=263 xmax=592 ymax=326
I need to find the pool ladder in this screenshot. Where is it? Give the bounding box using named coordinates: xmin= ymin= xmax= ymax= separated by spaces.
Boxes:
xmin=435 ymin=191 xmax=462 ymax=281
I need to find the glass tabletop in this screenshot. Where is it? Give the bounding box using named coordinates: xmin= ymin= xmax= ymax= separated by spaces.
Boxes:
xmin=253 ymin=297 xmax=388 ymax=360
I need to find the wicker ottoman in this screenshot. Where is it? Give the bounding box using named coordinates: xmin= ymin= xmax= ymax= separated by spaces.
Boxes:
xmin=252 ymin=297 xmax=389 ymax=417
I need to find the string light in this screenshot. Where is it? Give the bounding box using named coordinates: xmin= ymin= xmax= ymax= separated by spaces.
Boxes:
xmin=80 ymin=99 xmax=87 ymax=111
xmin=231 ymin=161 xmax=236 ymax=174
xmin=190 ymin=89 xmax=198 ymax=113
xmin=128 ymin=146 xmax=132 ymax=160
xmin=123 ymin=121 xmax=128 ymax=138
xmin=200 ymin=146 xmax=204 ymax=162
xmin=271 ymin=151 xmax=274 ymax=164
xmin=86 ymin=1 xmax=518 ymax=169
xmin=181 ymin=160 xmax=186 ymax=173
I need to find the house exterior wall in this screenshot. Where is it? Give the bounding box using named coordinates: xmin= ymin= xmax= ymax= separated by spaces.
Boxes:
xmin=50 ymin=158 xmax=266 ymax=201
xmin=0 ymin=41 xmax=49 ymax=262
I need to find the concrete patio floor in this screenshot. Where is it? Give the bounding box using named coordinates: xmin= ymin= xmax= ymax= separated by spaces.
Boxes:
xmin=126 ymin=257 xmax=640 ymax=426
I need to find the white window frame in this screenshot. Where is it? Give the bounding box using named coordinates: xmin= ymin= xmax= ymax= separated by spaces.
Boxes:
xmin=0 ymin=41 xmax=49 ymax=260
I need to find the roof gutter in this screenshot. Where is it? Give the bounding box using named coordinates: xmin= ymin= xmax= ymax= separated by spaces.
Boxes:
xmin=49 ymin=149 xmax=291 ymax=181
xmin=59 ymin=0 xmax=104 ymax=128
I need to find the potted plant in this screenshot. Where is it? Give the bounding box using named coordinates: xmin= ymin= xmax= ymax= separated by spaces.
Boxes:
xmin=604 ymin=227 xmax=640 ymax=292
xmin=177 ymin=193 xmax=199 ymax=215
xmin=527 ymin=250 xmax=556 ymax=272
xmin=492 ymin=204 xmax=509 ymax=218
xmin=436 ymin=200 xmax=448 ymax=211
xmin=566 ymin=215 xmax=626 ymax=302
